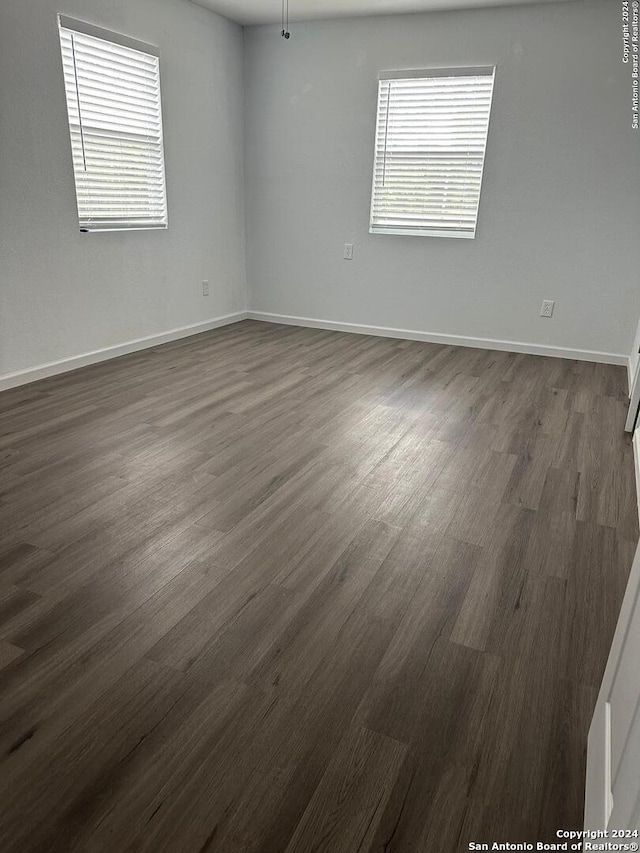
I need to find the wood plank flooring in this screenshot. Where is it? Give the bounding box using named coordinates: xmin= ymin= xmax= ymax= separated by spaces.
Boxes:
xmin=0 ymin=319 xmax=637 ymax=852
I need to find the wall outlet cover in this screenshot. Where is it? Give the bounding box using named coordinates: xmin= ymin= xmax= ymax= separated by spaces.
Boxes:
xmin=540 ymin=299 xmax=555 ymax=318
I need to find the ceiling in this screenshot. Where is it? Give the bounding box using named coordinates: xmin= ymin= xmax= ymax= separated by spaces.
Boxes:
xmin=190 ymin=0 xmax=577 ymax=26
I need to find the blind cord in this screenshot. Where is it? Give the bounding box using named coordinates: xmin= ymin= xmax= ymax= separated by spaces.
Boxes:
xmin=381 ymin=82 xmax=391 ymax=187
xmin=70 ymin=34 xmax=88 ymax=172
xmin=282 ymin=0 xmax=290 ymax=38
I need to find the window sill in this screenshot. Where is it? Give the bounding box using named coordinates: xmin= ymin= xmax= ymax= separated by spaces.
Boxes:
xmin=369 ymin=226 xmax=476 ymax=239
xmin=79 ymin=224 xmax=168 ymax=233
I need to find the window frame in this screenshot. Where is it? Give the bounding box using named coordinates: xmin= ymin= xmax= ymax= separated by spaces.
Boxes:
xmin=369 ymin=66 xmax=496 ymax=240
xmin=57 ymin=15 xmax=168 ymax=234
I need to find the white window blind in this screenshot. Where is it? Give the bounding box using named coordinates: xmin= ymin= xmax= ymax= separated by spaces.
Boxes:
xmin=370 ymin=67 xmax=495 ymax=239
xmin=58 ymin=17 xmax=168 ymax=232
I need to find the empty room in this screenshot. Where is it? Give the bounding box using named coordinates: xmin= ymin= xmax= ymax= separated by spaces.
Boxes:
xmin=1 ymin=0 xmax=640 ymax=849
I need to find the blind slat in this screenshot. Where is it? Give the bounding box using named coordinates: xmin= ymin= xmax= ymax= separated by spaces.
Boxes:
xmin=59 ymin=22 xmax=168 ymax=232
xmin=370 ymin=69 xmax=495 ymax=238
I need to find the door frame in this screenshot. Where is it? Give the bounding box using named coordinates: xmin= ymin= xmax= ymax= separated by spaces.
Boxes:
xmin=625 ymin=363 xmax=640 ymax=433
xmin=584 ymin=539 xmax=640 ymax=830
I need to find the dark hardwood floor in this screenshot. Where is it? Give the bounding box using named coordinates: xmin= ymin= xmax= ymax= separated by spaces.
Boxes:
xmin=0 ymin=319 xmax=637 ymax=852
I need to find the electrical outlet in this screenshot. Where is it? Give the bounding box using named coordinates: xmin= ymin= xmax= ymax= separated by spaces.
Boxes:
xmin=343 ymin=243 xmax=354 ymax=261
xmin=202 ymin=280 xmax=209 ymax=296
xmin=540 ymin=299 xmax=555 ymax=318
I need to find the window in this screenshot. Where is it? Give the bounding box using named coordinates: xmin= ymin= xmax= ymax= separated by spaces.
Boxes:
xmin=58 ymin=16 xmax=168 ymax=232
xmin=370 ymin=67 xmax=495 ymax=239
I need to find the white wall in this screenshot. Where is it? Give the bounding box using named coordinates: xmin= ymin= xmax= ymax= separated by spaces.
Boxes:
xmin=0 ymin=0 xmax=246 ymax=380
xmin=244 ymin=1 xmax=640 ymax=361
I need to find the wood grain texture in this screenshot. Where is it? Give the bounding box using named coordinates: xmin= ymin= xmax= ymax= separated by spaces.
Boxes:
xmin=0 ymin=319 xmax=636 ymax=852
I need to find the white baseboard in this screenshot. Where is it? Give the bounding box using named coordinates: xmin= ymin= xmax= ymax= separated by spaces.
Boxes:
xmin=0 ymin=312 xmax=248 ymax=392
xmin=247 ymin=311 xmax=628 ymax=366
xmin=1 ymin=308 xmax=629 ymax=393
